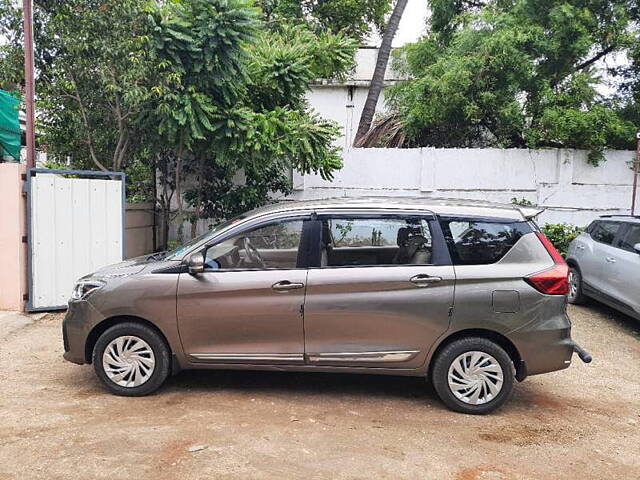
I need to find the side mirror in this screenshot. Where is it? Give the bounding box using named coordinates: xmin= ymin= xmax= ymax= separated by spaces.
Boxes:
xmin=187 ymin=252 xmax=205 ymax=274
xmin=634 ymin=243 xmax=640 ymax=254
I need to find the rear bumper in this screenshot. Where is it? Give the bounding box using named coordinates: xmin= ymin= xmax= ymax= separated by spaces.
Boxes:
xmin=62 ymin=300 xmax=103 ymax=364
xmin=509 ymin=312 xmax=574 ymax=376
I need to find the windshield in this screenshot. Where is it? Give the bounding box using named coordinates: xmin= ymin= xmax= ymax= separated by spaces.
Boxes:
xmin=164 ymin=215 xmax=246 ymax=259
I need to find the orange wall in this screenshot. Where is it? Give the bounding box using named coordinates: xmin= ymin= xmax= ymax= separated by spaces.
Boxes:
xmin=0 ymin=163 xmax=27 ymax=311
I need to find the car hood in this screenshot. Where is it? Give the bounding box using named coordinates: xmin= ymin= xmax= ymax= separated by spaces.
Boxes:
xmin=79 ymin=255 xmax=177 ymax=281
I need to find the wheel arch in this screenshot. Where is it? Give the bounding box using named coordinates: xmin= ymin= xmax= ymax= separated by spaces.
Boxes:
xmin=84 ymin=315 xmax=173 ymax=365
xmin=428 ymin=328 xmax=525 ymax=381
xmin=565 ymin=257 xmax=580 ymax=270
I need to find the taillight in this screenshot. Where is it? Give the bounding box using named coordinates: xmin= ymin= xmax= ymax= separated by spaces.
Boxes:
xmin=524 ymin=233 xmax=569 ymax=295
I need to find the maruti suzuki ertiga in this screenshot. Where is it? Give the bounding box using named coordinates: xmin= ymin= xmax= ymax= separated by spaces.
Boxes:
xmin=63 ymin=198 xmax=591 ymax=414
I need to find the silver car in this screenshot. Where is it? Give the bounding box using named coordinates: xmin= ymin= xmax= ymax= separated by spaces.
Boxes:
xmin=63 ymin=198 xmax=590 ymax=414
xmin=567 ymin=215 xmax=640 ymax=320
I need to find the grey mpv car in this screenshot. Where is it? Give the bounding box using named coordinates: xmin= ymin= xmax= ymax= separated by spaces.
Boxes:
xmin=63 ymin=198 xmax=590 ymax=414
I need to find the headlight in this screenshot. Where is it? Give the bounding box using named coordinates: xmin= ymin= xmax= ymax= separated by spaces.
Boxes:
xmin=71 ymin=280 xmax=105 ymax=301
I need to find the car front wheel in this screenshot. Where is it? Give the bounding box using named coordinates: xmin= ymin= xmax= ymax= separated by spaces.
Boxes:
xmin=92 ymin=322 xmax=170 ymax=396
xmin=431 ymin=337 xmax=514 ymax=414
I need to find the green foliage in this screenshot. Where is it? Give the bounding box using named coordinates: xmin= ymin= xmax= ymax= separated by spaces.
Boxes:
xmin=511 ymin=197 xmax=535 ymax=206
xmin=257 ymin=0 xmax=391 ymax=40
xmin=143 ymin=0 xmax=355 ymax=238
xmin=1 ymin=0 xmax=154 ymax=171
xmin=247 ymin=25 xmax=356 ymax=112
xmin=388 ymin=0 xmax=639 ymax=162
xmin=147 ymin=0 xmax=260 ymax=145
xmin=542 ymin=222 xmax=583 ymax=256
xmin=42 ymin=159 xmax=69 ymax=170
xmin=124 ymin=159 xmax=155 ymax=203
xmin=0 ymin=0 xmax=356 ymax=242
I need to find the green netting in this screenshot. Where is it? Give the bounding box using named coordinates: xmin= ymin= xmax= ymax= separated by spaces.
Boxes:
xmin=0 ymin=89 xmax=22 ymax=160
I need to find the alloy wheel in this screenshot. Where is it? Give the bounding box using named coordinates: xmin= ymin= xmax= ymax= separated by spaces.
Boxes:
xmin=568 ymin=269 xmax=579 ymax=301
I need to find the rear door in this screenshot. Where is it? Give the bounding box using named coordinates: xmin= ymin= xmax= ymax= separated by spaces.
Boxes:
xmin=303 ymin=211 xmax=455 ymax=369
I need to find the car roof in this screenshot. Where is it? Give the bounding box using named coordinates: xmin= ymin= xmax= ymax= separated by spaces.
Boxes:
xmin=598 ymin=215 xmax=640 ymax=224
xmin=245 ymin=197 xmax=529 ymax=221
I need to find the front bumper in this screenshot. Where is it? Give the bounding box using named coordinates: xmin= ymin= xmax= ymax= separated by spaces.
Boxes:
xmin=62 ymin=300 xmax=103 ymax=364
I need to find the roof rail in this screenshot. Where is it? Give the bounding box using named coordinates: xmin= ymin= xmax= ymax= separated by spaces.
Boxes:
xmin=599 ymin=214 xmax=640 ymax=219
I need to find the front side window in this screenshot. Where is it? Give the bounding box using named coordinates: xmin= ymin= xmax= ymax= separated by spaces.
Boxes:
xmin=440 ymin=218 xmax=531 ymax=265
xmin=590 ymin=221 xmax=620 ymax=245
xmin=204 ymin=219 xmax=304 ymax=270
xmin=619 ymin=224 xmax=640 ymax=252
xmin=321 ymin=217 xmax=433 ymax=267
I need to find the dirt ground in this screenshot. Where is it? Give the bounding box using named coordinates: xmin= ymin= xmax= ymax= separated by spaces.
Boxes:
xmin=0 ymin=304 xmax=638 ymax=480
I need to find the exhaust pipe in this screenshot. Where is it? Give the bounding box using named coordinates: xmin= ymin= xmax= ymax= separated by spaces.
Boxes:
xmin=571 ymin=341 xmax=592 ymax=364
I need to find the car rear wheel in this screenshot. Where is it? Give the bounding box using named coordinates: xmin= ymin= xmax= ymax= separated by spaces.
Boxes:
xmin=568 ymin=267 xmax=586 ymax=304
xmin=92 ymin=322 xmax=170 ymax=396
xmin=431 ymin=337 xmax=514 ymax=414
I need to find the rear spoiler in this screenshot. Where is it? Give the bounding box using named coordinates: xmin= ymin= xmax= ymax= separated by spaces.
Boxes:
xmin=518 ymin=206 xmax=546 ymax=220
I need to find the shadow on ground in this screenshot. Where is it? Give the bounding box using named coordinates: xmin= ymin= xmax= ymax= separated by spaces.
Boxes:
xmin=574 ymin=300 xmax=640 ymax=340
xmin=163 ymin=368 xmax=436 ymax=400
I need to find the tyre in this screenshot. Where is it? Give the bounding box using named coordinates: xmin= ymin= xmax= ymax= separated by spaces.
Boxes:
xmin=92 ymin=322 xmax=170 ymax=396
xmin=431 ymin=337 xmax=514 ymax=414
xmin=567 ymin=266 xmax=586 ymax=304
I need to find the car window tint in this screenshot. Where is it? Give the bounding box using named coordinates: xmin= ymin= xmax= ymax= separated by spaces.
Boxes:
xmin=204 ymin=220 xmax=303 ymax=270
xmin=590 ymin=221 xmax=620 ymax=245
xmin=440 ymin=219 xmax=531 ymax=265
xmin=619 ymin=224 xmax=640 ymax=252
xmin=322 ymin=217 xmax=433 ymax=267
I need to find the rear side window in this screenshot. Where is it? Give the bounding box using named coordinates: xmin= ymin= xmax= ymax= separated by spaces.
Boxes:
xmin=439 ymin=218 xmax=532 ymax=265
xmin=321 ymin=216 xmax=433 ymax=267
xmin=589 ymin=221 xmax=620 ymax=245
xmin=619 ymin=224 xmax=640 ymax=252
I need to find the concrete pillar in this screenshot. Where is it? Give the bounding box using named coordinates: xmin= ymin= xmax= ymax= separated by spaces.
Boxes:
xmin=0 ymin=163 xmax=27 ymax=311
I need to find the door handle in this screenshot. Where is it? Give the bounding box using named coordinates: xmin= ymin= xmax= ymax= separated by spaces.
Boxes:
xmin=410 ymin=274 xmax=442 ymax=287
xmin=576 ymin=245 xmax=585 ymax=250
xmin=605 ymin=257 xmax=617 ymax=263
xmin=272 ymin=280 xmax=305 ymax=291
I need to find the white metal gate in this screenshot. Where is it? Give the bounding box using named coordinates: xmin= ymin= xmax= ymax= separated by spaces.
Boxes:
xmin=27 ymin=169 xmax=125 ymax=311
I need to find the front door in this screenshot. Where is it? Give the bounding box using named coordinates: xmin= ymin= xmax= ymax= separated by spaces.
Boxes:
xmin=303 ymin=213 xmax=455 ymax=369
xmin=580 ymin=220 xmax=623 ymax=292
xmin=607 ymin=223 xmax=640 ymax=315
xmin=177 ymin=217 xmax=308 ymax=364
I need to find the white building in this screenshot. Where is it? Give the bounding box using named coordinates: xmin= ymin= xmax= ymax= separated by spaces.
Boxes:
xmin=305 ymin=47 xmax=401 ymax=148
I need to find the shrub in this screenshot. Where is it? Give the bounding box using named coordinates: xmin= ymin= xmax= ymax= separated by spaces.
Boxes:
xmin=541 ymin=223 xmax=583 ymax=257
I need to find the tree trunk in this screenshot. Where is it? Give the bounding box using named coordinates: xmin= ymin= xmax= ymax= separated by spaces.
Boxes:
xmin=354 ymin=0 xmax=408 ymax=145
xmin=161 ymin=206 xmax=170 ymax=251
xmin=189 ymin=154 xmax=206 ymax=240
xmin=173 ymin=132 xmax=186 ymax=244
xmin=152 ymin=155 xmax=158 ymax=252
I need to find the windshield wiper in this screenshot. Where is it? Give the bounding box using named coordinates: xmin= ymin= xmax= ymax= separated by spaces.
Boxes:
xmin=147 ymin=251 xmax=167 ymax=261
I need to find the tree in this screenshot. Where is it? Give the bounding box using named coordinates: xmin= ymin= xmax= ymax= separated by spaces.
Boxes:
xmin=353 ymin=0 xmax=408 ymax=145
xmin=146 ymin=0 xmax=356 ymax=244
xmin=379 ymin=0 xmax=639 ymax=163
xmin=0 ymin=0 xmax=154 ymax=172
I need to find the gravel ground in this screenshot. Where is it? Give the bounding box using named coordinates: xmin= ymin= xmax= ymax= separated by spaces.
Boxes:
xmin=0 ymin=303 xmax=638 ymax=480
